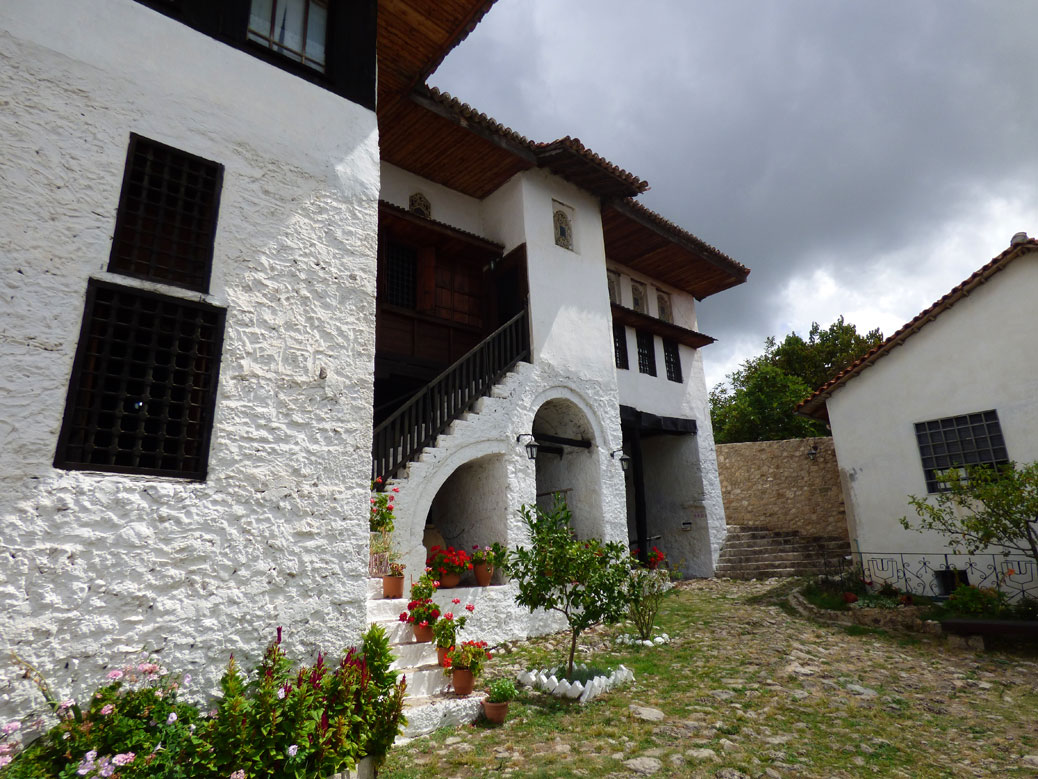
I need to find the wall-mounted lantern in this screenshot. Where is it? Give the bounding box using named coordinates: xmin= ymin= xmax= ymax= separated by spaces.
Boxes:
xmin=516 ymin=433 xmax=539 ymax=461
xmin=610 ymin=448 xmax=631 ymax=472
xmin=807 ymin=444 xmax=819 ymax=461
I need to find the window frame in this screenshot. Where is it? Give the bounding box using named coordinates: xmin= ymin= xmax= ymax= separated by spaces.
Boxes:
xmin=914 ymin=409 xmax=1009 ymax=493
xmin=54 ymin=279 xmax=226 ymax=481
xmin=663 ymin=339 xmax=682 ymax=382
xmin=613 ymin=321 xmax=629 ymax=370
xmin=631 ymin=281 xmax=648 ymax=314
xmin=636 ymin=330 xmax=656 ymax=376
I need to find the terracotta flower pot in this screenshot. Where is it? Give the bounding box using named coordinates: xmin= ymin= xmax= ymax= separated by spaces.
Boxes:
xmin=436 ymin=646 xmax=450 ymax=667
xmin=439 ymin=572 xmax=461 ymax=588
xmin=382 ymin=575 xmax=404 ymax=599
xmin=482 ymin=699 xmax=508 ymax=724
xmin=452 ymin=668 xmax=475 ymax=695
xmin=473 ymin=562 xmax=493 ymax=587
xmin=412 ymin=623 xmax=433 ymax=643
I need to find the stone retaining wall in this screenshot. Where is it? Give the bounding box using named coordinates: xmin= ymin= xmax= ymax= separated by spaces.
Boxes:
xmin=716 ymin=437 xmax=847 ymax=538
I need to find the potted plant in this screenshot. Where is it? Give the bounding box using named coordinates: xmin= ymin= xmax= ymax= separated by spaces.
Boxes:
xmin=368 ymin=479 xmax=397 ymax=577
xmin=442 ymin=640 xmax=491 ymax=695
xmin=398 ymin=572 xmax=441 ymax=642
xmin=426 ymin=545 xmax=472 ymax=588
xmin=470 ymin=542 xmax=507 ymax=586
xmin=431 ymin=599 xmax=475 ymax=665
xmin=482 ymin=678 xmax=517 ymax=724
xmin=382 ymin=561 xmax=405 ymax=599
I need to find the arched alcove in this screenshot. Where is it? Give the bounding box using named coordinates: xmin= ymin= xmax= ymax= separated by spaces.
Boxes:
xmin=531 ymin=397 xmax=603 ymax=539
xmin=425 ymin=453 xmax=509 ymax=583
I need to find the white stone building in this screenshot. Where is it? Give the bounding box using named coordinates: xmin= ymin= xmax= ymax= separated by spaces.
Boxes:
xmin=0 ymin=0 xmax=747 ymax=717
xmin=799 ymin=237 xmax=1038 ymax=599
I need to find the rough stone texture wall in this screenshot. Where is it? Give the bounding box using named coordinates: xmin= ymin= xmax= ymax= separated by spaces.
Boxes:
xmin=715 ymin=437 xmax=848 ymax=538
xmin=0 ymin=3 xmax=379 ymax=720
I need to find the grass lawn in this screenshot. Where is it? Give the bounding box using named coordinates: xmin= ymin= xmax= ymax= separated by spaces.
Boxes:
xmin=380 ymin=578 xmax=1038 ymax=778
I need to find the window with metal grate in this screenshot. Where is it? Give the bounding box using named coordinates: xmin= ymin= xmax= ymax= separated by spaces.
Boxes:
xmin=663 ymin=339 xmax=682 ymax=382
xmin=636 ymin=330 xmax=656 ymax=376
xmin=385 ymin=242 xmax=417 ymax=309
xmin=613 ymin=322 xmax=629 ymax=370
xmin=55 ymin=280 xmax=225 ymax=479
xmin=108 ymin=134 xmax=222 ymax=293
xmin=914 ymin=410 xmax=1009 ymax=493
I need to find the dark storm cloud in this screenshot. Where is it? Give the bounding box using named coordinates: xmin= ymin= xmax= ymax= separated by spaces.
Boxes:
xmin=432 ymin=0 xmax=1038 ymax=385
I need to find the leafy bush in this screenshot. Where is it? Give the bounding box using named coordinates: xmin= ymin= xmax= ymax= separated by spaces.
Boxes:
xmin=627 ymin=567 xmax=669 ymax=640
xmin=945 ymin=584 xmax=1008 ymax=616
xmin=485 ymin=679 xmax=517 ymax=704
xmin=3 ymin=626 xmax=406 ymax=778
xmin=508 ymin=496 xmax=631 ymax=678
xmin=369 ymin=479 xmax=397 ymax=534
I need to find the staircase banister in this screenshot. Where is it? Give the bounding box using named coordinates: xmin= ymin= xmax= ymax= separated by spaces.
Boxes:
xmin=373 ymin=307 xmax=529 ymax=438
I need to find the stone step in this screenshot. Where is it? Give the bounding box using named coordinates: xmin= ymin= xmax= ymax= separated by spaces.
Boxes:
xmin=716 ymin=550 xmax=847 ymax=566
xmin=715 ymin=565 xmax=830 ymax=579
xmin=389 ymin=641 xmax=438 ymax=670
xmin=380 ymin=620 xmax=418 ymax=645
xmin=724 ymin=527 xmax=802 ymax=540
xmin=397 ymin=664 xmax=451 ymax=698
xmin=401 ymin=695 xmax=483 ymax=740
xmin=721 ymin=537 xmax=850 ymax=552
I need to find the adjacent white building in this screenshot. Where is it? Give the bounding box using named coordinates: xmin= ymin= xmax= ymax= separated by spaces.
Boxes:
xmin=799 ymin=237 xmax=1038 ymax=598
xmin=0 ymin=0 xmax=748 ymax=717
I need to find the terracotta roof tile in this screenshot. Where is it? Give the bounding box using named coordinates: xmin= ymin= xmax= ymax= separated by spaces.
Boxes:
xmin=797 ymin=238 xmax=1038 ymax=421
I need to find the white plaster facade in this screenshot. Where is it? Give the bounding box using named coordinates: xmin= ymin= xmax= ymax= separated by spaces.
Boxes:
xmin=0 ymin=0 xmax=379 ymax=714
xmin=819 ymin=246 xmax=1038 ymax=568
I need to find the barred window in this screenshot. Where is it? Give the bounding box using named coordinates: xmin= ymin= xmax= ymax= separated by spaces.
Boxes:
xmin=613 ymin=322 xmax=629 ymax=370
xmin=108 ymin=134 xmax=223 ymax=293
xmin=55 ymin=280 xmax=225 ymax=479
xmin=607 ymin=271 xmax=621 ymax=305
xmin=663 ymin=339 xmax=682 ymax=382
xmin=631 ymin=281 xmax=647 ymax=314
xmin=248 ymin=0 xmax=328 ymax=72
xmin=657 ymin=292 xmax=673 ymax=323
xmin=636 ymin=330 xmax=656 ymax=376
xmin=385 ymin=243 xmax=417 ymax=309
xmin=914 ymin=410 xmax=1009 ymax=493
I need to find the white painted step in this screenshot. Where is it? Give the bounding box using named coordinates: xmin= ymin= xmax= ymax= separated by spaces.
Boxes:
xmin=398 ymin=665 xmax=451 ymax=698
xmin=390 ymin=641 xmax=438 ymax=670
xmin=400 ymin=695 xmax=483 ymax=740
xmin=380 ymin=620 xmax=418 ymax=644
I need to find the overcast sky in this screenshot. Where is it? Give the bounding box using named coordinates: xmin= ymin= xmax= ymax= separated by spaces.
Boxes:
xmin=432 ymin=0 xmax=1038 ymax=390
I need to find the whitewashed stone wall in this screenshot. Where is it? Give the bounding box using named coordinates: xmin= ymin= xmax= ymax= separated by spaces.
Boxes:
xmin=611 ymin=263 xmax=728 ymax=577
xmin=0 ymin=0 xmax=379 ymax=719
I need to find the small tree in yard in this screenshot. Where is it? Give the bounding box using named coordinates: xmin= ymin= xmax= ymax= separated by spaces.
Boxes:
xmin=508 ymin=496 xmax=632 ymax=679
xmin=901 ymin=461 xmax=1038 ymax=570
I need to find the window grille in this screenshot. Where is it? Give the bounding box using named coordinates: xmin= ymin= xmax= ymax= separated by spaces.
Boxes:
xmin=553 ymin=204 xmax=574 ymax=250
xmin=108 ymin=134 xmax=222 ymax=293
xmin=663 ymin=339 xmax=682 ymax=382
xmin=613 ymin=322 xmax=629 ymax=370
xmin=248 ymin=0 xmax=328 ymax=72
xmin=914 ymin=410 xmax=1009 ymax=493
xmin=55 ymin=280 xmax=225 ymax=479
xmin=636 ymin=330 xmax=656 ymax=376
xmin=385 ymin=243 xmax=417 ymax=309
xmin=631 ymin=281 xmax=647 ymax=314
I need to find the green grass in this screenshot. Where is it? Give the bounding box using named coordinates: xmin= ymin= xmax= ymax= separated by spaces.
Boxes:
xmin=380 ymin=580 xmax=1038 ymax=779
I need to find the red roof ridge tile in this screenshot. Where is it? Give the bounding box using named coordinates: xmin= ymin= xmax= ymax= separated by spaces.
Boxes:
xmin=797 ymin=238 xmax=1038 ymax=421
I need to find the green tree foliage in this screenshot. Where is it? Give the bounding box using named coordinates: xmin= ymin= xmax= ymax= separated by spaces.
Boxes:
xmin=507 ymin=496 xmax=632 ymax=679
xmin=710 ymin=317 xmax=882 ymax=443
xmin=901 ymin=461 xmax=1038 ymax=570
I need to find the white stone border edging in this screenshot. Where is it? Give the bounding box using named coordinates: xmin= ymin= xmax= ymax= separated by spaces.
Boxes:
xmin=516 ymin=663 xmax=634 ymax=704
xmin=614 ymin=632 xmax=671 ymax=647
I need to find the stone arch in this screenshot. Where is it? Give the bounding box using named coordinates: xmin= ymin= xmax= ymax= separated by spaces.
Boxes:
xmin=529 ymin=393 xmax=605 ymax=539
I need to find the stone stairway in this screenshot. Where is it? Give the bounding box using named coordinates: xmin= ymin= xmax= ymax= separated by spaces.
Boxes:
xmin=714 ymin=526 xmax=851 ymax=580
xmin=364 ymin=578 xmax=483 ymax=740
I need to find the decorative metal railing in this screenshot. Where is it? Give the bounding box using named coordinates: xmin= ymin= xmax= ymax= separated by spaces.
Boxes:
xmin=371 ymin=308 xmax=530 ymax=482
xmin=851 ymin=550 xmax=1037 ymax=601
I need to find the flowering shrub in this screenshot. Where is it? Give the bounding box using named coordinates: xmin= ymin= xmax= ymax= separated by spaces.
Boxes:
xmin=470 ymin=543 xmax=507 ymax=568
xmin=398 ymin=572 xmax=441 ymax=628
xmin=442 ymin=641 xmax=491 ymax=678
xmin=430 ymin=599 xmax=474 ymax=649
xmin=369 ymin=479 xmax=398 ymax=534
xmin=2 ymin=626 xmax=406 ymax=778
xmin=426 ymin=546 xmax=472 ymax=577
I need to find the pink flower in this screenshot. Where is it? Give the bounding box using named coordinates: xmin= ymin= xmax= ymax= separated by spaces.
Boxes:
xmin=452 ymin=597 xmax=460 ymax=604
xmin=2 ymin=722 xmax=19 ymax=735
xmin=231 ymin=771 xmax=246 ymax=779
xmin=465 ymin=603 xmax=475 ymax=612
xmin=106 ymin=670 xmax=124 ymax=681
xmin=444 ymin=612 xmax=454 ymax=620
xmin=433 ymin=581 xmax=440 ymax=587
xmin=166 ymin=712 xmax=177 ymax=725
xmin=100 ymin=704 xmax=115 ymax=716
xmin=419 ymin=620 xmax=429 ymax=628
xmin=113 ymin=753 xmax=135 ymax=766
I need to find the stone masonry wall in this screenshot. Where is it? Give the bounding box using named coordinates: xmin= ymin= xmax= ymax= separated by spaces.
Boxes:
xmin=715 ymin=437 xmax=847 ymax=538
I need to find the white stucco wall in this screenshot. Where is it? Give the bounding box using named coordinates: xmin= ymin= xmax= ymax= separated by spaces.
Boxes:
xmin=609 ymin=263 xmax=727 ymax=576
xmin=0 ymin=0 xmax=379 ymax=717
xmin=380 ymin=163 xmax=485 ymax=237
xmin=826 ymin=252 xmax=1038 ymax=560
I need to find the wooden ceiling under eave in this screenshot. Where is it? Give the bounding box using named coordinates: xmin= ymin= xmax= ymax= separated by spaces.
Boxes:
xmin=379 ymin=98 xmax=534 ymax=199
xmin=602 ymin=202 xmax=750 ymax=300
xmin=377 ymin=0 xmax=499 ymax=109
